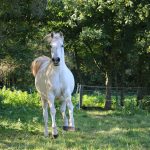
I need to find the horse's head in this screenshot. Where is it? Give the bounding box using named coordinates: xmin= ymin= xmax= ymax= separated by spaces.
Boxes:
xmin=44 ymin=32 xmax=64 ymax=66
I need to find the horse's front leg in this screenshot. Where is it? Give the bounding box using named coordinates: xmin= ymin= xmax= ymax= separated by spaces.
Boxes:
xmin=41 ymin=97 xmax=49 ymax=137
xmin=60 ymin=99 xmax=68 ymax=130
xmin=66 ymin=94 xmax=75 ymax=131
xmin=48 ymin=95 xmax=58 ymax=138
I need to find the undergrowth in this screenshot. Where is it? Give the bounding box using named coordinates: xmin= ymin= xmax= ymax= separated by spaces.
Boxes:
xmin=0 ymin=88 xmax=150 ymax=150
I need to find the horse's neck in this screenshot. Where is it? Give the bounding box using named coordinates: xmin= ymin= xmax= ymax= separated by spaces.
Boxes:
xmin=59 ymin=51 xmax=67 ymax=67
xmin=61 ymin=50 xmax=65 ymax=65
xmin=61 ymin=58 xmax=66 ymax=67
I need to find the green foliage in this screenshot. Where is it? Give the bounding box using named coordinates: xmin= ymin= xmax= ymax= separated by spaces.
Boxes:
xmin=81 ymin=93 xmax=147 ymax=115
xmin=141 ymin=96 xmax=150 ymax=112
xmin=0 ymin=0 xmax=150 ymax=89
xmin=0 ymin=89 xmax=150 ymax=149
xmin=0 ymin=87 xmax=40 ymax=107
xmin=82 ymin=94 xmax=105 ymax=108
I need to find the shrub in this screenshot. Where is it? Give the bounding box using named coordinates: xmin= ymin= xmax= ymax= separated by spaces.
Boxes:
xmin=142 ymin=96 xmax=150 ymax=111
xmin=0 ymin=87 xmax=40 ymax=108
xmin=82 ymin=94 xmax=105 ymax=108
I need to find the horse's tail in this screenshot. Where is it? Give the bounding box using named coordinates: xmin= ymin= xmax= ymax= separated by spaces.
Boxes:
xmin=31 ymin=56 xmax=50 ymax=77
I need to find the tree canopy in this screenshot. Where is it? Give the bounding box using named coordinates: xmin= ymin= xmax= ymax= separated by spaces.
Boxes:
xmin=0 ymin=0 xmax=150 ymax=92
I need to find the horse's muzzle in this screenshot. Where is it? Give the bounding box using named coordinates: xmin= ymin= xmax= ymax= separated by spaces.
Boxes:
xmin=52 ymin=57 xmax=60 ymax=66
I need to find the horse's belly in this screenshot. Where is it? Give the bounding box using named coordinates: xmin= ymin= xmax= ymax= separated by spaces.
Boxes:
xmin=53 ymin=88 xmax=62 ymax=97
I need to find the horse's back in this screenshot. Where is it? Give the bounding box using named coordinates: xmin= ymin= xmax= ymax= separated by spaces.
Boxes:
xmin=32 ymin=56 xmax=51 ymax=95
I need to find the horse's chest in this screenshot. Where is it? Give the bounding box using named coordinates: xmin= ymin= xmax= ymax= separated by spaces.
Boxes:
xmin=35 ymin=67 xmax=68 ymax=97
xmin=48 ymin=73 xmax=64 ymax=96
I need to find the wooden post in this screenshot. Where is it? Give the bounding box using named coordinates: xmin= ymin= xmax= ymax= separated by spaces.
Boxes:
xmin=115 ymin=87 xmax=119 ymax=108
xmin=104 ymin=72 xmax=112 ymax=110
xmin=76 ymin=83 xmax=79 ymax=94
xmin=137 ymin=87 xmax=143 ymax=106
xmin=120 ymin=87 xmax=124 ymax=106
xmin=79 ymin=85 xmax=83 ymax=109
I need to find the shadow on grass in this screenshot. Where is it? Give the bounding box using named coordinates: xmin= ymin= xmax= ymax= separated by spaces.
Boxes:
xmin=0 ymin=124 xmax=45 ymax=149
xmin=0 ymin=123 xmax=43 ymax=136
xmin=0 ymin=103 xmax=42 ymax=123
xmin=0 ymin=103 xmax=150 ymax=149
xmin=73 ymin=109 xmax=150 ymax=149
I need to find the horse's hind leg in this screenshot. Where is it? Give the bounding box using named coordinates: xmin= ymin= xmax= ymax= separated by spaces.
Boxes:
xmin=41 ymin=97 xmax=49 ymax=137
xmin=60 ymin=99 xmax=68 ymax=130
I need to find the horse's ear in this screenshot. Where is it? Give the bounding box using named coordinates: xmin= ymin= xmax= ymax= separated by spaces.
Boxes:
xmin=51 ymin=32 xmax=54 ymax=38
xmin=43 ymin=32 xmax=54 ymax=43
xmin=59 ymin=32 xmax=63 ymax=37
xmin=59 ymin=32 xmax=64 ymax=41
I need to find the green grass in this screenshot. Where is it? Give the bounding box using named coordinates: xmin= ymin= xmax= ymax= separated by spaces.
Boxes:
xmin=0 ymin=88 xmax=150 ymax=150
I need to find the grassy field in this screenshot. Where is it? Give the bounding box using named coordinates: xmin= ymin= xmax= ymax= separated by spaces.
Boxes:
xmin=0 ymin=88 xmax=150 ymax=150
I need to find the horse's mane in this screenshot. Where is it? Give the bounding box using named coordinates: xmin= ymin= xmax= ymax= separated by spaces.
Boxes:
xmin=31 ymin=56 xmax=50 ymax=77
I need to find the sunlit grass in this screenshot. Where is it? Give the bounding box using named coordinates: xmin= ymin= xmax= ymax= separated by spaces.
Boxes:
xmin=0 ymin=88 xmax=150 ymax=150
xmin=81 ymin=93 xmax=138 ymax=109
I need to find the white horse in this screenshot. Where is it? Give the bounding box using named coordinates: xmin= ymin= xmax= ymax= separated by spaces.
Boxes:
xmin=31 ymin=32 xmax=75 ymax=138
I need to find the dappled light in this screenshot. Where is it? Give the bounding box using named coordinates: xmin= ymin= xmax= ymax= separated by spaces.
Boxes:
xmin=1 ymin=0 xmax=150 ymax=149
xmin=0 ymin=89 xmax=150 ymax=149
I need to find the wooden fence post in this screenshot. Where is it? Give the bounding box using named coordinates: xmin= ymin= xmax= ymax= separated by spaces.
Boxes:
xmin=79 ymin=85 xmax=83 ymax=109
xmin=120 ymin=87 xmax=124 ymax=106
xmin=115 ymin=87 xmax=119 ymax=108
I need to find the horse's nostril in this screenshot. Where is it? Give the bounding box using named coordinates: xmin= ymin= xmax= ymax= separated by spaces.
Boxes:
xmin=52 ymin=58 xmax=55 ymax=62
xmin=57 ymin=57 xmax=60 ymax=62
xmin=52 ymin=57 xmax=60 ymax=64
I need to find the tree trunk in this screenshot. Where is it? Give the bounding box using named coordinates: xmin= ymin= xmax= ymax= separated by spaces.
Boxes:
xmin=137 ymin=55 xmax=144 ymax=106
xmin=74 ymin=48 xmax=83 ymax=84
xmin=104 ymin=71 xmax=112 ymax=110
xmin=120 ymin=87 xmax=124 ymax=106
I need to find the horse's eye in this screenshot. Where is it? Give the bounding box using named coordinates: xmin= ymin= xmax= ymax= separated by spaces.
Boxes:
xmin=46 ymin=44 xmax=51 ymax=49
xmin=61 ymin=45 xmax=64 ymax=48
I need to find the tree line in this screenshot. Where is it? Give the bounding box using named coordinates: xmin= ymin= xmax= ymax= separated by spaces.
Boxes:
xmin=0 ymin=0 xmax=150 ymax=109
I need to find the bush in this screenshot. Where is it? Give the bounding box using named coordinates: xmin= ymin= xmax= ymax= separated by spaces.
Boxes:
xmin=142 ymin=96 xmax=150 ymax=111
xmin=0 ymin=87 xmax=40 ymax=108
xmin=82 ymin=94 xmax=105 ymax=108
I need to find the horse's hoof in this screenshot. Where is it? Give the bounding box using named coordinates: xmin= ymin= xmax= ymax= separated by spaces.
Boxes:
xmin=52 ymin=134 xmax=58 ymax=139
xmin=63 ymin=126 xmax=68 ymax=131
xmin=44 ymin=134 xmax=49 ymax=137
xmin=67 ymin=127 xmax=75 ymax=131
xmin=44 ymin=133 xmax=49 ymax=137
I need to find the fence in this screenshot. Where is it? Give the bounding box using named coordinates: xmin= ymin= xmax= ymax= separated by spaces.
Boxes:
xmin=76 ymin=84 xmax=150 ymax=109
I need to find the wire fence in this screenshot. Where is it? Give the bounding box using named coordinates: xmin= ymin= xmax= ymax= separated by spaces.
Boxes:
xmin=0 ymin=80 xmax=150 ymax=111
xmin=76 ymin=84 xmax=150 ymax=110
